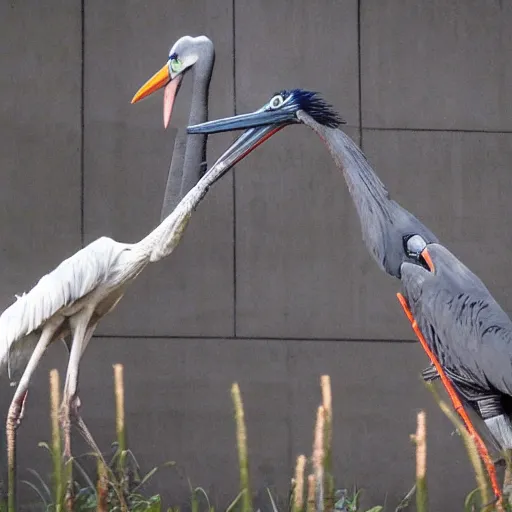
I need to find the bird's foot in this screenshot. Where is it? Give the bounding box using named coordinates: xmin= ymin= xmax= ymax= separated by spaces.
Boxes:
xmin=69 ymin=398 xmax=106 ymax=464
xmin=7 ymin=390 xmax=28 ymax=431
xmin=59 ymin=402 xmax=72 ymax=459
xmin=64 ymin=480 xmax=75 ymax=510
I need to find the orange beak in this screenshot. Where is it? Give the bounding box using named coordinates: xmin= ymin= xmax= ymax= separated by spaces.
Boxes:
xmin=421 ymin=247 xmax=435 ymax=273
xmin=131 ymin=63 xmax=183 ymax=129
xmin=131 ymin=63 xmax=170 ymax=104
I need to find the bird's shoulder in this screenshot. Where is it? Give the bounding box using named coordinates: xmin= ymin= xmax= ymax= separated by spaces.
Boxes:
xmin=0 ymin=237 xmax=128 ymax=339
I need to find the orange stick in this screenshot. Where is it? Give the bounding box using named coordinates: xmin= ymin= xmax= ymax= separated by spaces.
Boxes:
xmin=397 ymin=292 xmax=502 ymax=505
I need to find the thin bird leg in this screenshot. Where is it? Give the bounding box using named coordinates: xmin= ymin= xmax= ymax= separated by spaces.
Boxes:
xmin=61 ymin=310 xmax=94 ymax=460
xmin=396 ymin=293 xmax=503 ymax=507
xmin=71 ymin=322 xmax=107 ymax=464
xmin=60 ymin=323 xmax=106 ymax=463
xmin=6 ymin=319 xmax=62 ymax=511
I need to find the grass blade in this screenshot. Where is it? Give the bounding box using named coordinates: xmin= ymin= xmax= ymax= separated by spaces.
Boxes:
xmin=226 ymin=490 xmax=244 ymax=512
xmin=21 ymin=480 xmax=49 ymax=508
xmin=427 ymin=383 xmax=491 ymax=509
xmin=26 ymin=469 xmax=51 ymax=502
xmin=267 ymin=488 xmax=279 ymax=512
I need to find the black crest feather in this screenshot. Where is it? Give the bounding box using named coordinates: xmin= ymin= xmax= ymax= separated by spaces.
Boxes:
xmin=282 ymin=89 xmax=346 ymax=128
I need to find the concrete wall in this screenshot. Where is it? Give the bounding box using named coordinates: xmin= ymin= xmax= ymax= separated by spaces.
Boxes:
xmin=1 ymin=0 xmax=512 ymax=509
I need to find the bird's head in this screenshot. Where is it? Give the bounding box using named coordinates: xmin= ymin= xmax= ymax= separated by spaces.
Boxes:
xmin=189 ymin=88 xmax=344 ymax=135
xmin=185 ymin=89 xmax=345 ymax=183
xmin=131 ymin=35 xmax=214 ymax=128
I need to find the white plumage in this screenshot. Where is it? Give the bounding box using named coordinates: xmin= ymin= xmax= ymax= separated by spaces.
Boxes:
xmin=0 ymin=237 xmax=123 ymax=376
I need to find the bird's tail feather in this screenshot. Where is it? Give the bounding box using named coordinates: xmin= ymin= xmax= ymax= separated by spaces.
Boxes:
xmin=0 ymin=331 xmax=40 ymax=383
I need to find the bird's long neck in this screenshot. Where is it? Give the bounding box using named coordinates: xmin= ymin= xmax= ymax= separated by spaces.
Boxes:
xmin=298 ymin=111 xmax=436 ymax=275
xmin=160 ymin=47 xmax=215 ymax=221
xmin=134 ymin=146 xmax=226 ymax=263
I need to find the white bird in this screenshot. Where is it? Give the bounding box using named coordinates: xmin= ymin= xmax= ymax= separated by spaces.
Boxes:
xmin=2 ymin=34 xmax=216 ymax=506
xmin=1 ymin=120 xmax=249 ymax=499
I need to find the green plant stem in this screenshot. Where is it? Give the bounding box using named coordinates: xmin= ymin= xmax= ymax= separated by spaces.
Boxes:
xmin=427 ymin=383 xmax=491 ymax=508
xmin=49 ymin=369 xmax=64 ymax=512
xmin=321 ymin=376 xmax=334 ymax=512
xmin=412 ymin=411 xmax=428 ymax=512
xmin=231 ymin=383 xmax=252 ymax=512
xmin=96 ymin=458 xmax=108 ymax=512
xmin=114 ymin=364 xmax=127 ymax=482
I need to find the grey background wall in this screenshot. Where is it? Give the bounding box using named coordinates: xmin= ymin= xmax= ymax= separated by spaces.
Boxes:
xmin=1 ymin=0 xmax=511 ymax=509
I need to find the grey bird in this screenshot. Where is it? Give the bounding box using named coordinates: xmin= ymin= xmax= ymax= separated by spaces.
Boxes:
xmin=186 ymin=89 xmax=509 ymax=499
xmin=132 ymin=35 xmax=215 ymax=219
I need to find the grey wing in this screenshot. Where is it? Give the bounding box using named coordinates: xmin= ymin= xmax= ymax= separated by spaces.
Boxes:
xmin=0 ymin=236 xmax=122 ymax=374
xmin=401 ymin=243 xmax=512 ymax=397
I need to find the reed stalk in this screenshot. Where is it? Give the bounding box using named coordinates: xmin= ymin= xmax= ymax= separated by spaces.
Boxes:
xmin=306 ymin=475 xmax=316 ymax=512
xmin=427 ymin=383 xmax=492 ymax=509
xmin=114 ymin=364 xmax=127 ymax=481
xmin=313 ymin=405 xmax=325 ymax=512
xmin=293 ymin=455 xmax=306 ymax=512
xmin=410 ymin=411 xmax=427 ymax=512
xmin=49 ymin=370 xmax=64 ymax=512
xmin=231 ymin=383 xmax=252 ymax=512
xmin=96 ymin=458 xmax=108 ymax=512
xmin=321 ymin=376 xmax=334 ymax=512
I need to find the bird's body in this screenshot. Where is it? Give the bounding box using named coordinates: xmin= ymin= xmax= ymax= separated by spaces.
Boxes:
xmin=402 ymin=244 xmax=512 ymax=409
xmin=0 ymin=187 xmax=197 ymax=381
xmin=4 ymin=34 xmax=217 ymax=509
xmin=187 ymin=89 xmax=512 ymax=498
xmin=0 ymin=237 xmax=138 ymax=377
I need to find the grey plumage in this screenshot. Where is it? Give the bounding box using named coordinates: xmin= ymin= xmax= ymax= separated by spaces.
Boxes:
xmin=401 ymin=243 xmax=512 ymax=399
xmin=160 ymin=36 xmax=214 ymax=220
xmin=297 ymin=110 xmax=438 ymax=278
xmin=187 ymin=89 xmax=512 ymax=456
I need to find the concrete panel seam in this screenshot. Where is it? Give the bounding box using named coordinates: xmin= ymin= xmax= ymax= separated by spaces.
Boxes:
xmin=80 ymin=0 xmax=85 ymax=248
xmin=232 ymin=0 xmax=237 ymax=337
xmin=357 ymin=0 xmax=363 ymax=149
xmin=364 ymin=126 xmax=512 ymax=135
xmin=93 ymin=334 xmax=419 ymax=344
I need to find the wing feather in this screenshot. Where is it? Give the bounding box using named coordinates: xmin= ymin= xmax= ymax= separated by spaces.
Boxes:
xmin=401 ymin=244 xmax=512 ymax=397
xmin=0 ymin=237 xmax=122 ymax=375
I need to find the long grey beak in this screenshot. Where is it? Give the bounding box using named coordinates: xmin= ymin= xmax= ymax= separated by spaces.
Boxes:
xmin=187 ymin=107 xmax=297 ymax=134
xmin=199 ymin=124 xmax=285 ymax=188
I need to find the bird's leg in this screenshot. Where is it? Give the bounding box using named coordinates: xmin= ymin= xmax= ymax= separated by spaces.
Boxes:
xmin=68 ymin=395 xmax=107 ymax=465
xmin=60 ymin=310 xmax=94 ymax=504
xmin=6 ymin=320 xmax=62 ymax=511
xmin=396 ymin=293 xmax=504 ymax=507
xmin=60 ymin=312 xmax=94 ymax=459
xmin=59 ymin=328 xmax=104 ymax=461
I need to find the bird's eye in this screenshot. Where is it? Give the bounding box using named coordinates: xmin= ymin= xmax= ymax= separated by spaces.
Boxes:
xmin=269 ymin=95 xmax=284 ymax=109
xmin=170 ymin=57 xmax=182 ymax=73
